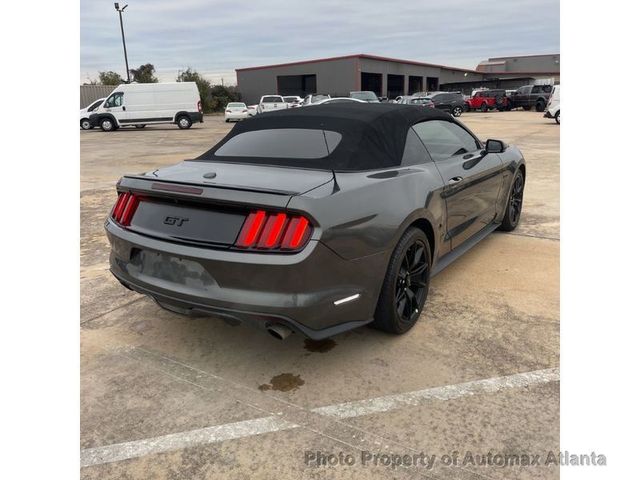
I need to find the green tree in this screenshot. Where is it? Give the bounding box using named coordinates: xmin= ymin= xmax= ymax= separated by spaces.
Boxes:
xmin=129 ymin=64 xmax=158 ymax=83
xmin=209 ymin=84 xmax=242 ymax=112
xmin=176 ymin=67 xmax=213 ymax=113
xmin=98 ymin=71 xmax=124 ymax=85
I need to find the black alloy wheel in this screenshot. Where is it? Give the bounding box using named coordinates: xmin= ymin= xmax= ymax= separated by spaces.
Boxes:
xmin=372 ymin=227 xmax=431 ymax=334
xmin=499 ymin=170 xmax=525 ymax=231
xmin=395 ymin=240 xmax=429 ymax=325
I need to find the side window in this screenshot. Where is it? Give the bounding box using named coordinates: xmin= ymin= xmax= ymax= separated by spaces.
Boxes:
xmin=104 ymin=92 xmax=123 ymax=108
xmin=531 ymin=86 xmax=542 ymax=94
xmin=412 ymin=120 xmax=480 ymax=162
xmin=401 ymin=128 xmax=431 ymax=166
xmin=516 ymin=87 xmax=526 ymax=94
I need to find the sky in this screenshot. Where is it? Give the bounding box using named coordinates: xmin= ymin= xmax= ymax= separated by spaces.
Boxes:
xmin=80 ymin=0 xmax=559 ymax=85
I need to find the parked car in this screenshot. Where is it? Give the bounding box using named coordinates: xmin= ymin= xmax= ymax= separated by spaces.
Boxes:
xmin=429 ymin=92 xmax=466 ymax=117
xmin=106 ymin=103 xmax=525 ymax=340
xmin=406 ymin=97 xmax=435 ymax=108
xmin=507 ymin=84 xmax=553 ymax=112
xmin=224 ymin=102 xmax=249 ymax=122
xmin=316 ymin=97 xmax=365 ymax=105
xmin=257 ymin=95 xmax=288 ymax=114
xmin=543 ymin=85 xmax=560 ymax=124
xmin=80 ymin=97 xmax=105 ymax=130
xmin=465 ymin=89 xmax=507 ymax=112
xmin=349 ymin=91 xmax=380 ymax=103
xmin=89 ymin=82 xmax=203 ymax=131
xmin=395 ymin=96 xmax=412 ymax=104
xmin=301 ymin=94 xmax=331 ymax=106
xmin=283 ymin=96 xmax=303 ymax=108
xmin=247 ymin=105 xmax=258 ymax=117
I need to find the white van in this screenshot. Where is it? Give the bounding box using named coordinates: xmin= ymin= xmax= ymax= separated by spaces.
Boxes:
xmin=543 ymin=85 xmax=560 ymax=124
xmin=89 ymin=82 xmax=203 ymax=131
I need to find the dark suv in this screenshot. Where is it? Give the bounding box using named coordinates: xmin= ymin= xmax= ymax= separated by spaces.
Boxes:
xmin=507 ymin=84 xmax=553 ymax=112
xmin=428 ymin=92 xmax=466 ymax=117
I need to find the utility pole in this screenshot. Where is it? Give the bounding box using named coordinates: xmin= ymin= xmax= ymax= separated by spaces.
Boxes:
xmin=114 ymin=3 xmax=131 ymax=83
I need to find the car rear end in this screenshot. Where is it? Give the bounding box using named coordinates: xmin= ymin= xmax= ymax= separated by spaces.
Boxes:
xmin=105 ymin=133 xmax=380 ymax=339
xmin=224 ymin=103 xmax=249 ymax=121
xmin=258 ymin=95 xmax=288 ymax=114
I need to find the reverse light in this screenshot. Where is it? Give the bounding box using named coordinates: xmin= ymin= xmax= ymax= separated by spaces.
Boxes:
xmin=236 ymin=210 xmax=312 ymax=251
xmin=111 ymin=192 xmax=140 ymax=226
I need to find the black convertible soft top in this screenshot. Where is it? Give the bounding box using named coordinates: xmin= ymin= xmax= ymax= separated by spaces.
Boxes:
xmin=196 ymin=103 xmax=454 ymax=171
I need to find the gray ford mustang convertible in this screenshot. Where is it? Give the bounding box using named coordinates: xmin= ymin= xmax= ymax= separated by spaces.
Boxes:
xmin=106 ymin=103 xmax=525 ymax=340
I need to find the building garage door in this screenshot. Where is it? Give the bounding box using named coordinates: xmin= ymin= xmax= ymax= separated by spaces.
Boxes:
xmin=277 ymin=75 xmax=317 ymax=97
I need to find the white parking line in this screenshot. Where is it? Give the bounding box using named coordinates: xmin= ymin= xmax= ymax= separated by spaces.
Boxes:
xmin=81 ymin=367 xmax=559 ymax=468
xmin=312 ymin=367 xmax=559 ymax=419
xmin=81 ymin=416 xmax=299 ymax=468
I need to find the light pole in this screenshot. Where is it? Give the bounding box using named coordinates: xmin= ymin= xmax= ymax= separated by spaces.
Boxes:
xmin=114 ymin=3 xmax=130 ymax=83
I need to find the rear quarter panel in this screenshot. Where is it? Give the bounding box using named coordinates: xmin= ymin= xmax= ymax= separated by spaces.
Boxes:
xmin=287 ymin=165 xmax=447 ymax=262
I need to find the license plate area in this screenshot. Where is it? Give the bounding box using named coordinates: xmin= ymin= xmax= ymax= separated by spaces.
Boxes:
xmin=128 ymin=249 xmax=217 ymax=293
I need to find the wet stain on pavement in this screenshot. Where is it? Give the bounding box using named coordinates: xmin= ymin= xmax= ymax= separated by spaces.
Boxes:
xmin=258 ymin=373 xmax=305 ymax=392
xmin=303 ymin=338 xmax=337 ymax=353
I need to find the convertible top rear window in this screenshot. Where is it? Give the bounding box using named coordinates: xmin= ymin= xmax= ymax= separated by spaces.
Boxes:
xmin=214 ymin=129 xmax=342 ymax=159
xmin=197 ymin=103 xmax=456 ymax=171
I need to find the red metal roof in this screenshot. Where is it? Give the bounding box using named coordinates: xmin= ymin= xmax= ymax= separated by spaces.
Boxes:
xmin=235 ymin=53 xmax=480 ymax=74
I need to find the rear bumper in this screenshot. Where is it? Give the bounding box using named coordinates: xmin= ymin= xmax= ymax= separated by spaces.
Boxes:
xmin=188 ymin=112 xmax=204 ymax=123
xmin=224 ymin=112 xmax=249 ymax=120
xmin=106 ymin=220 xmax=383 ymax=339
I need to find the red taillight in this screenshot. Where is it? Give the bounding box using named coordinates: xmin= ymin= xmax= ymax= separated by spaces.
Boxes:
xmin=235 ymin=210 xmax=312 ymax=251
xmin=111 ymin=192 xmax=140 ymax=226
xmin=281 ymin=217 xmax=310 ymax=250
xmin=236 ymin=210 xmax=267 ymax=247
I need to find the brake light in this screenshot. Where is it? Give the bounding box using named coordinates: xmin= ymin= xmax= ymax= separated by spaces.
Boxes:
xmin=111 ymin=192 xmax=140 ymax=226
xmin=197 ymin=101 xmax=203 ymax=113
xmin=235 ymin=210 xmax=312 ymax=251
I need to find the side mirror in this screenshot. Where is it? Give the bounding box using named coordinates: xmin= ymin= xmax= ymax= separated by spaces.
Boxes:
xmin=485 ymin=139 xmax=505 ymax=154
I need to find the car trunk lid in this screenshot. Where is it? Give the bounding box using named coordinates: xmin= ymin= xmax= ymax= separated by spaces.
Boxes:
xmin=115 ymin=161 xmax=333 ymax=248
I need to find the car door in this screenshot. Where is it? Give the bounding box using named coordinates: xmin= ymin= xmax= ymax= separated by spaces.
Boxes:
xmin=102 ymin=91 xmax=126 ymax=124
xmin=432 ymin=94 xmax=452 ymax=112
xmin=513 ymin=86 xmax=527 ymax=107
xmin=413 ymin=119 xmax=505 ymax=250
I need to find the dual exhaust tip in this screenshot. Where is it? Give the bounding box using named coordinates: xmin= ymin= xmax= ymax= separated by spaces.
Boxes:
xmin=266 ymin=323 xmax=293 ymax=340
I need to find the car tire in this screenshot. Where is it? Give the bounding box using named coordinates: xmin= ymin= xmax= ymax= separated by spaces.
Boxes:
xmin=100 ymin=118 xmax=115 ymax=132
xmin=80 ymin=118 xmax=91 ymax=130
xmin=225 ymin=119 xmax=229 ymax=123
xmin=480 ymin=103 xmax=488 ymax=112
xmin=135 ymin=124 xmax=146 ymax=129
xmin=554 ymin=110 xmax=560 ymax=124
xmin=371 ymin=227 xmax=431 ymax=335
xmin=177 ymin=115 xmax=192 ymax=129
xmin=452 ymin=106 xmax=463 ymax=117
xmin=498 ymin=169 xmax=525 ymax=232
xmin=535 ymin=101 xmax=546 ymax=112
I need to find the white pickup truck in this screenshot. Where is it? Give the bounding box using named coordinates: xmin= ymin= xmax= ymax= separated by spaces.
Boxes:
xmin=257 ymin=95 xmax=288 ymax=114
